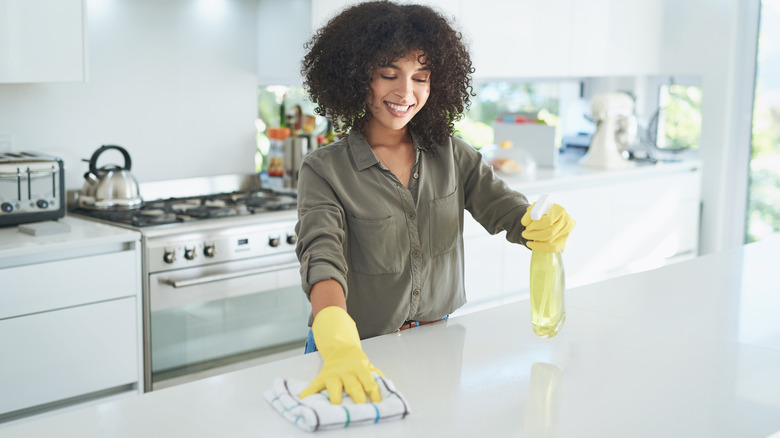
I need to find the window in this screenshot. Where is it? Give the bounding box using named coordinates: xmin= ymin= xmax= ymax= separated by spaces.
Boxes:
xmin=455 ymin=81 xmax=566 ymax=149
xmin=747 ymin=0 xmax=780 ymax=242
xmin=655 ymin=83 xmax=702 ymax=151
xmin=255 ymin=85 xmax=325 ymax=173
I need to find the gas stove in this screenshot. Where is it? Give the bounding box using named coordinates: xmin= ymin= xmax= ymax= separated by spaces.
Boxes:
xmin=69 ymin=189 xmax=296 ymax=228
xmin=67 ymin=174 xmax=297 ymax=230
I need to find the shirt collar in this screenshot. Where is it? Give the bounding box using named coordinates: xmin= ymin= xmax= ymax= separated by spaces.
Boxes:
xmin=348 ymin=130 xmax=379 ymax=171
xmin=348 ymin=129 xmax=422 ymax=172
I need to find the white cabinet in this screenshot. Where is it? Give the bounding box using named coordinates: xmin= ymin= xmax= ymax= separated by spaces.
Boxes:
xmin=0 ymin=298 xmax=138 ymax=416
xmin=461 ymin=162 xmax=701 ymax=312
xmin=287 ymin=0 xmax=663 ymax=81
xmin=0 ymin=217 xmax=142 ymax=420
xmin=463 ymin=214 xmax=503 ymax=306
xmin=0 ymin=0 xmax=86 ymax=83
xmin=311 ymin=0 xmax=461 ymax=29
xmin=460 ymin=0 xmax=572 ymax=78
xmin=569 ymin=0 xmax=663 ymax=76
xmin=520 ymin=168 xmax=701 ymax=289
xmin=460 ymin=0 xmax=663 ymax=79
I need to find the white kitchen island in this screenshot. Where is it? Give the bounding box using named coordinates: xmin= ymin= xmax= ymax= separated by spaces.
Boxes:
xmin=1 ymin=237 xmax=778 ymax=437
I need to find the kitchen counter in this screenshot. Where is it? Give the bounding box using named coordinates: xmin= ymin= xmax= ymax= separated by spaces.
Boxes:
xmin=0 ymin=215 xmax=141 ymax=268
xmin=1 ymin=214 xmax=144 ymax=420
xmin=497 ymin=153 xmax=701 ymax=193
xmin=2 ymin=237 xmax=778 ymax=437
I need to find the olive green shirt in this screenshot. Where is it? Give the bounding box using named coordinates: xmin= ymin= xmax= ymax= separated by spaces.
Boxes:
xmin=295 ymin=130 xmax=530 ymax=339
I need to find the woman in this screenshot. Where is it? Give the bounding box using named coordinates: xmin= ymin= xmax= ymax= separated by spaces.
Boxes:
xmin=295 ymin=1 xmax=574 ymax=404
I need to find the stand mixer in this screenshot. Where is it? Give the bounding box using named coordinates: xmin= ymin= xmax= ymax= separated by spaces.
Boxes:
xmin=579 ymin=92 xmax=637 ymax=169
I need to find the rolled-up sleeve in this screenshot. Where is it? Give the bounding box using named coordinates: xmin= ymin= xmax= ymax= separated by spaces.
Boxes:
xmin=294 ymin=157 xmax=349 ymax=299
xmin=453 ymin=137 xmax=531 ymax=246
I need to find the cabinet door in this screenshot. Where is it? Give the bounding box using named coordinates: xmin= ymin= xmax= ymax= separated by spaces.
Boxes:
xmin=603 ymin=0 xmax=663 ymax=75
xmin=459 ymin=0 xmax=663 ymax=78
xmin=0 ymin=0 xmax=85 ymax=83
xmin=501 ymin=167 xmax=701 ymax=295
xmin=0 ymin=297 xmax=139 ymax=415
xmin=463 ymin=231 xmax=504 ymax=307
xmin=603 ymin=170 xmax=701 ymax=274
xmin=311 ymin=0 xmax=461 ymax=30
xmin=461 ymin=0 xmax=572 ymax=79
xmin=569 ymin=0 xmax=663 ymax=76
xmin=0 ymin=249 xmax=140 ymax=319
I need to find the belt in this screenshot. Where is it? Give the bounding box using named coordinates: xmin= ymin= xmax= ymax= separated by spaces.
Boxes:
xmin=398 ymin=315 xmax=448 ymax=331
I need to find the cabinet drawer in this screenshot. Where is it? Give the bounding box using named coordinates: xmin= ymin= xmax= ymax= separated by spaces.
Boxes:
xmin=0 ymin=250 xmax=139 ymax=319
xmin=0 ymin=297 xmax=139 ymax=415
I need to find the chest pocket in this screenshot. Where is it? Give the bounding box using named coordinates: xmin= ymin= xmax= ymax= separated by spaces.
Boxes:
xmin=429 ymin=189 xmax=460 ymax=257
xmin=347 ymin=215 xmax=404 ymax=275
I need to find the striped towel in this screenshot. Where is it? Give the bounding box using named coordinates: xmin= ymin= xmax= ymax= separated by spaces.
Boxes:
xmin=264 ymin=374 xmax=411 ymax=432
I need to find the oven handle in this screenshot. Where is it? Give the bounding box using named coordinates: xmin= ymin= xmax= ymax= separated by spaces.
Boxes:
xmin=162 ymin=261 xmax=300 ymax=288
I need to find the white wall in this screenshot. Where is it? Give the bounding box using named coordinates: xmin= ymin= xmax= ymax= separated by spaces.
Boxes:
xmin=0 ymin=0 xmax=259 ymax=190
xmin=659 ymin=0 xmax=760 ymax=254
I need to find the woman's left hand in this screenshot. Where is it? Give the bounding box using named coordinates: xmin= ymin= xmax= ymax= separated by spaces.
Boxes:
xmin=521 ymin=203 xmax=576 ymax=253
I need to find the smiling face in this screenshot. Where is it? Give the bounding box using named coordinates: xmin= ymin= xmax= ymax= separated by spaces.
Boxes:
xmin=365 ymin=51 xmax=431 ymax=136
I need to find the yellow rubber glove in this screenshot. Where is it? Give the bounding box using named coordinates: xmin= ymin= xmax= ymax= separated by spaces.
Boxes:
xmin=521 ymin=202 xmax=576 ymax=253
xmin=299 ymin=306 xmax=384 ymax=404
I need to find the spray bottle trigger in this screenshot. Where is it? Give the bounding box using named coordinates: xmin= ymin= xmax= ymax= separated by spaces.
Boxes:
xmin=530 ymin=194 xmax=554 ymax=221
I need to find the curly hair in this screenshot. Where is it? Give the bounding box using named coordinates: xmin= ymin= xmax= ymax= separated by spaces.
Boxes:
xmin=301 ymin=1 xmax=474 ymax=150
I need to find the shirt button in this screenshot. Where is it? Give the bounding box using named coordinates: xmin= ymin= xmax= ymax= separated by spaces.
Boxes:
xmin=412 ymin=250 xmax=420 ymax=257
xmin=413 ymin=289 xmax=420 ymax=296
xmin=408 ymin=212 xmax=416 ymax=220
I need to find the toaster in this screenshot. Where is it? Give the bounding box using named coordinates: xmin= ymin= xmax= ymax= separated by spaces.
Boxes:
xmin=0 ymin=151 xmax=66 ymax=227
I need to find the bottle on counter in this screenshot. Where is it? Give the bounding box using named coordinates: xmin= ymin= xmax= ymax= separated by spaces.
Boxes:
xmin=266 ymin=127 xmax=290 ymax=189
xmin=528 ymin=194 xmax=566 ymax=338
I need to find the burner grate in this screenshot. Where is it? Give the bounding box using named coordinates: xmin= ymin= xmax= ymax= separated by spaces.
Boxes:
xmin=70 ymin=188 xmax=296 ymax=228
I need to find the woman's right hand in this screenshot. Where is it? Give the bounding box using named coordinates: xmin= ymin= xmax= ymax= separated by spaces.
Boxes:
xmin=299 ymin=306 xmax=384 ymax=404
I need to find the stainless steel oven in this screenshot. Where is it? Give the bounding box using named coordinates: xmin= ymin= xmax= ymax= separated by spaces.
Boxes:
xmin=68 ymin=174 xmax=309 ymax=391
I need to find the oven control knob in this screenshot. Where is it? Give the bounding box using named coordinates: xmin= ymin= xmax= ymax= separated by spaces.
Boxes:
xmin=203 ymin=244 xmax=216 ymax=258
xmin=184 ymin=247 xmax=196 ymax=260
xmin=36 ymin=199 xmax=49 ymax=209
xmin=1 ymin=202 xmax=12 ymax=213
xmin=286 ymin=234 xmax=297 ymax=245
xmin=269 ymin=236 xmax=281 ymax=248
xmin=163 ymin=250 xmax=176 ymax=264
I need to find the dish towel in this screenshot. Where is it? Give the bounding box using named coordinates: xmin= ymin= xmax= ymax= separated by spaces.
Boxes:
xmin=264 ymin=374 xmax=411 ymax=432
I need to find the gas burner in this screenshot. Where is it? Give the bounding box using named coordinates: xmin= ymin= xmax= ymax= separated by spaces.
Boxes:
xmin=235 ymin=194 xmax=297 ymax=212
xmin=69 ymin=182 xmax=297 ymax=229
xmin=179 ymin=205 xmax=236 ymax=219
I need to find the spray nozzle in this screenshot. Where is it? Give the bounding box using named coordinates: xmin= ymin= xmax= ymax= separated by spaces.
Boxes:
xmin=530 ymin=194 xmax=554 ymax=221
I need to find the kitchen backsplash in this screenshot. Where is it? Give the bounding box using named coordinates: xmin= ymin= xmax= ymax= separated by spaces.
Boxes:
xmin=0 ymin=0 xmax=259 ymax=190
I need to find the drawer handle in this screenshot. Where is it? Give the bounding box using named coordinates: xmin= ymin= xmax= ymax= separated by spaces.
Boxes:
xmin=162 ymin=261 xmax=300 ymax=288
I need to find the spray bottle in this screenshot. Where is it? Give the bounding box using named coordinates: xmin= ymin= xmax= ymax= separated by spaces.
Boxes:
xmin=529 ymin=194 xmax=566 ymax=338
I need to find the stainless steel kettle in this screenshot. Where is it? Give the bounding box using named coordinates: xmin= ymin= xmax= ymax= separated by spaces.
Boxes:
xmin=78 ymin=145 xmax=143 ymax=210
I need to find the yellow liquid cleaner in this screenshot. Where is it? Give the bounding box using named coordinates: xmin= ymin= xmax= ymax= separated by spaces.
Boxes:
xmin=530 ymin=250 xmax=566 ymax=337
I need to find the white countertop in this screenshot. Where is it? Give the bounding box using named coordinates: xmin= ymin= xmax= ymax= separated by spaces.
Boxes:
xmin=0 ymin=215 xmax=140 ymax=263
xmin=498 ymin=154 xmax=701 ymax=193
xmin=2 ymin=237 xmax=778 ymax=437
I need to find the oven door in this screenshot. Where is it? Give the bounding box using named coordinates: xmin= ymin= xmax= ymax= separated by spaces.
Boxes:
xmin=148 ymin=252 xmax=309 ymax=388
